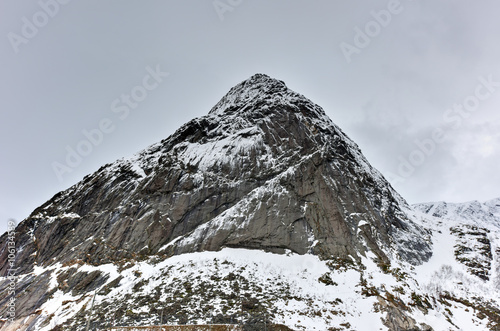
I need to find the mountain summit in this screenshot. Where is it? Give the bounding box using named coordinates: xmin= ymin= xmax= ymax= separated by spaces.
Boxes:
xmin=1 ymin=75 xmax=498 ymax=330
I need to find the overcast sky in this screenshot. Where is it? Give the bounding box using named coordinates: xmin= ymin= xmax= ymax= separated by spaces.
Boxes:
xmin=1 ymin=0 xmax=499 ymax=234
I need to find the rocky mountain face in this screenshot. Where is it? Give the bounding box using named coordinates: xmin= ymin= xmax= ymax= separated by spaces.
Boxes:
xmin=2 ymin=74 xmax=430 ymax=273
xmin=414 ymin=198 xmax=500 ymax=282
xmin=0 ymin=74 xmax=498 ymax=330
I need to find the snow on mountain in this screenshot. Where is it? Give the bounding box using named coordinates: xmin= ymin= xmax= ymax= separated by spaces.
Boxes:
xmin=0 ymin=74 xmax=499 ymax=330
xmin=410 ymin=198 xmax=500 ymax=329
xmin=414 ymin=198 xmax=500 ymax=228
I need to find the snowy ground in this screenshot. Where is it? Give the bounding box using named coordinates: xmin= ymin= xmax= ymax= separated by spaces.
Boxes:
xmin=3 ymin=207 xmax=499 ymax=331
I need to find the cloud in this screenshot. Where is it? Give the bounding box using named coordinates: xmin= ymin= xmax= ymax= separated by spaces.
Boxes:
xmin=441 ymin=120 xmax=500 ymax=202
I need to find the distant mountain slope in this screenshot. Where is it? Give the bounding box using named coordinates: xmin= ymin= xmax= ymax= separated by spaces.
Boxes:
xmin=413 ymin=198 xmax=500 ymax=284
xmin=410 ymin=198 xmax=500 ymax=330
xmin=414 ymin=198 xmax=500 ymax=227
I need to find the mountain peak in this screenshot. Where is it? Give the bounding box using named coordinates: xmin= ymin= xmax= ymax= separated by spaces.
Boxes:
xmin=242 ymin=73 xmax=284 ymax=85
xmin=207 ymin=73 xmax=334 ymax=138
xmin=231 ymin=73 xmax=287 ymax=94
xmin=209 ymin=74 xmax=295 ymax=115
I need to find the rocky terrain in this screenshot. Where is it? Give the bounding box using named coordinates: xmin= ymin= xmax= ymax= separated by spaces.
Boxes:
xmin=0 ymin=74 xmax=498 ymax=330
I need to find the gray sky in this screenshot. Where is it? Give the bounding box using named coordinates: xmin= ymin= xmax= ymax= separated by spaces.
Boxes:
xmin=1 ymin=0 xmax=500 ymax=234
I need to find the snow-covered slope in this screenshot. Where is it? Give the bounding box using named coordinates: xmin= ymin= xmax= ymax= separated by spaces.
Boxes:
xmin=414 ymin=198 xmax=500 ymax=284
xmin=410 ymin=198 xmax=500 ymax=330
xmin=414 ymin=198 xmax=500 ymax=228
xmin=8 ymin=222 xmax=499 ymax=330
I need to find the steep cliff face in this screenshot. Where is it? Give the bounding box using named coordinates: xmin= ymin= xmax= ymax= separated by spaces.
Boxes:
xmin=0 ymin=74 xmax=431 ymax=275
xmin=0 ymin=74 xmax=447 ymax=330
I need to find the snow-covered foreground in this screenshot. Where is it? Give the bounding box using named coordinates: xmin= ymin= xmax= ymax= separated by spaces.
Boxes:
xmin=9 ymin=223 xmax=496 ymax=330
xmin=18 ymin=248 xmax=380 ymax=330
xmin=3 ymin=202 xmax=500 ymax=331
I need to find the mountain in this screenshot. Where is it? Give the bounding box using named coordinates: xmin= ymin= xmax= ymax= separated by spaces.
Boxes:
xmin=414 ymin=198 xmax=500 ymax=227
xmin=413 ymin=198 xmax=500 ymax=282
xmin=410 ymin=198 xmax=500 ymax=329
xmin=0 ymin=74 xmax=498 ymax=330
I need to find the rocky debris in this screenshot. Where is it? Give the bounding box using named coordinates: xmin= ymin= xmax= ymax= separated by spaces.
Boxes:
xmin=450 ymin=225 xmax=492 ymax=280
xmin=108 ymin=326 xmax=244 ymax=331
